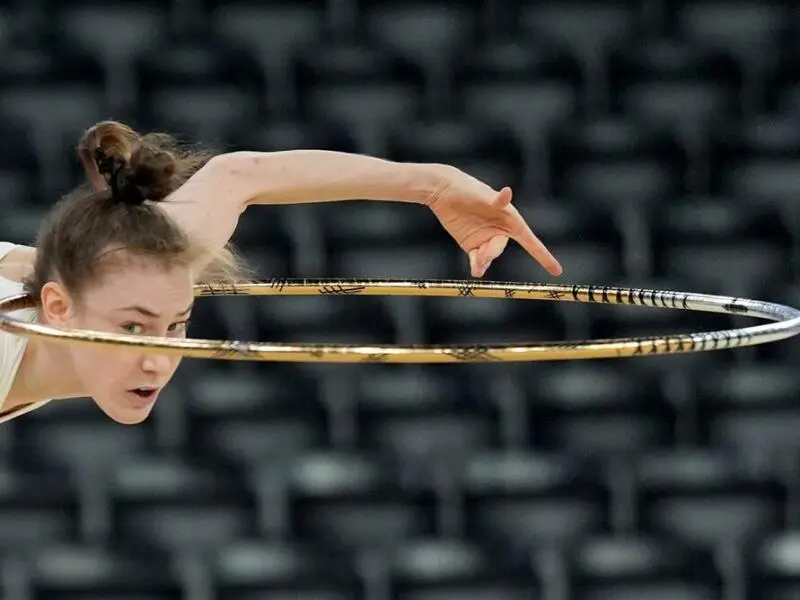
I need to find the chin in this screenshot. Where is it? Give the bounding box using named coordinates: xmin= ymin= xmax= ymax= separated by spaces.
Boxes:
xmin=93 ymin=399 xmax=154 ymax=425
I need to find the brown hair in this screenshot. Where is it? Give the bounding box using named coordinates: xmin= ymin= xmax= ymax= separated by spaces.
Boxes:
xmin=24 ymin=120 xmax=250 ymax=304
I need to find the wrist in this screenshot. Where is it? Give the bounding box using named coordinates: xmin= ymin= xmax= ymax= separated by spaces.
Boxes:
xmin=384 ymin=162 xmax=451 ymax=206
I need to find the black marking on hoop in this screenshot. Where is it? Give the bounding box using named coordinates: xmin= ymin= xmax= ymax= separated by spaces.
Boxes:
xmin=504 ymin=289 xmax=516 ymax=298
xmin=363 ymin=353 xmax=388 ymax=363
xmin=318 ymin=284 xmax=366 ymax=296
xmin=548 ymin=289 xmax=566 ymax=300
xmin=570 ymin=285 xmax=581 ymax=301
xmin=415 ymin=281 xmax=428 ymax=289
xmin=212 ymin=341 xmax=259 ymax=359
xmin=723 ymin=299 xmax=749 ymax=315
xmin=308 ymin=347 xmax=325 ymax=359
xmin=448 ymin=346 xmax=499 ymax=362
xmin=457 ymin=283 xmax=475 ymax=297
xmin=267 ymin=278 xmax=288 ymax=291
xmin=199 ymin=282 xmax=243 ymax=296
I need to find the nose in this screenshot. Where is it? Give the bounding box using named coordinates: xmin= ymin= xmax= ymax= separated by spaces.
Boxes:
xmin=140 ymin=352 xmax=175 ymax=375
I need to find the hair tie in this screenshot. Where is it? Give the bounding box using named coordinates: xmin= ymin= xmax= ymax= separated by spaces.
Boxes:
xmin=94 ymin=147 xmax=146 ymax=206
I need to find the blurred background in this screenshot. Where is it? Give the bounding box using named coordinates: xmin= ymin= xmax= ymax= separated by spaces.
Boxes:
xmin=1 ymin=0 xmax=800 ymax=598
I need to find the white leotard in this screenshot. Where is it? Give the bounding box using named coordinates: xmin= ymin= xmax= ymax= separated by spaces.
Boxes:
xmin=0 ymin=242 xmax=50 ymax=422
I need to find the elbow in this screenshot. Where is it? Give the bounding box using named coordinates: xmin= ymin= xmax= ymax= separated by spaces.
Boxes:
xmin=201 ymin=151 xmax=267 ymax=208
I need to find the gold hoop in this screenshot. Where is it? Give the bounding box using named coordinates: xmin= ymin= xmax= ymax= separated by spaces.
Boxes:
xmin=0 ymin=279 xmax=798 ymax=363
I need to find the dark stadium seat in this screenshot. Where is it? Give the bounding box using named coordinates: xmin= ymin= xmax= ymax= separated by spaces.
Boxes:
xmin=135 ymin=35 xmax=266 ymax=143
xmin=26 ymin=544 xmax=184 ymax=600
xmin=109 ymin=456 xmax=256 ymax=551
xmin=765 ymin=44 xmax=800 ymax=112
xmin=517 ymin=0 xmax=638 ymax=61
xmin=361 ymin=0 xmax=478 ymax=76
xmin=13 ymin=402 xmax=156 ymax=469
xmin=653 ymin=196 xmax=791 ymax=248
xmin=549 ymin=116 xmax=687 ymax=209
xmin=521 ymin=363 xmax=676 ymax=453
xmin=294 ymin=39 xmax=425 ymax=147
xmin=387 ymin=538 xmax=541 ymax=600
xmin=285 ymin=451 xmax=437 ymax=547
xmin=56 ymin=0 xmax=167 ymax=66
xmin=212 ymin=0 xmax=324 ymax=68
xmin=747 ymin=532 xmax=800 ymax=600
xmin=255 ymin=293 xmax=399 ymax=346
xmin=568 ymin=534 xmax=723 ymax=600
xmin=453 ymin=36 xmax=583 ymax=142
xmin=0 ymin=465 xmax=78 ymax=547
xmin=208 ymin=540 xmax=364 ymax=600
xmin=709 ymin=113 xmax=800 ymax=202
xmin=462 ymin=452 xmax=610 ymax=548
xmin=186 ymin=368 xmax=328 ymax=466
xmin=671 ymin=0 xmax=791 ymax=93
xmin=332 ymin=244 xmax=458 ymax=281
xmin=232 ymin=119 xmax=359 ymax=154
xmin=354 ymin=368 xmax=501 ymax=462
xmin=658 ymin=241 xmax=787 ymax=296
xmin=696 ymin=364 xmax=800 ymax=453
xmin=495 ymin=242 xmax=624 ymax=285
xmin=636 ymin=450 xmax=787 ymax=548
xmin=609 ymin=38 xmax=743 ymax=136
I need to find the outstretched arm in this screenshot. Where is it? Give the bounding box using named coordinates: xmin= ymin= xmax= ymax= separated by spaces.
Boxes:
xmin=165 ymin=150 xmax=561 ymax=277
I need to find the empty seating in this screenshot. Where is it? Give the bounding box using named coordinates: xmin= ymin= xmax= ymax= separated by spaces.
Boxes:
xmin=109 ymin=455 xmax=256 ymax=551
xmin=135 ymin=35 xmax=265 ymax=143
xmin=0 ymin=0 xmax=798 ymax=597
xmin=284 ymin=451 xmax=437 ymax=547
xmin=609 ymin=38 xmax=742 ymax=137
xmin=354 ymin=368 xmax=501 ymax=461
xmin=522 ymin=363 xmax=676 ymax=453
xmin=294 ymin=39 xmax=425 ymax=149
xmin=636 ymin=450 xmax=786 ymax=548
xmin=453 ymin=36 xmax=583 ymax=142
xmin=550 ymin=116 xmax=687 ymax=208
xmin=747 ymin=532 xmax=800 ymax=600
xmin=0 ymin=465 xmax=78 ymax=547
xmin=208 ymin=540 xmax=363 ymax=600
xmin=462 ymin=452 xmax=611 ymax=548
xmin=569 ymin=534 xmax=723 ymax=600
xmin=25 ymin=544 xmax=184 ymax=600
xmin=186 ymin=368 xmax=328 ymax=465
xmin=387 ymin=537 xmax=541 ymax=600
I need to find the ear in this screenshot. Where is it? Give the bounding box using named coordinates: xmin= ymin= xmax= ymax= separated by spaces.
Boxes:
xmin=40 ymin=281 xmax=76 ymax=326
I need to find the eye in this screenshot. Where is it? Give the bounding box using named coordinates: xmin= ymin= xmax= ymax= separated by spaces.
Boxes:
xmin=122 ymin=323 xmax=144 ymax=335
xmin=168 ymin=320 xmax=190 ymax=333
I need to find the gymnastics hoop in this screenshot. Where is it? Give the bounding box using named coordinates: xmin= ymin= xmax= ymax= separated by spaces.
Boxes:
xmin=0 ymin=279 xmax=798 ymax=363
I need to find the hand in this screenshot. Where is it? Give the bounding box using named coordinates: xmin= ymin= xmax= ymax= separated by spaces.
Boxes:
xmin=425 ymin=165 xmax=562 ymax=278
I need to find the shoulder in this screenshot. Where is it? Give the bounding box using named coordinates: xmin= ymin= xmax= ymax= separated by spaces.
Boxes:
xmin=0 ymin=243 xmax=35 ymax=284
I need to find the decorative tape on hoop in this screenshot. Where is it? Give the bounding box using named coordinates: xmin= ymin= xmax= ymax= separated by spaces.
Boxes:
xmin=0 ymin=279 xmax=798 ymax=363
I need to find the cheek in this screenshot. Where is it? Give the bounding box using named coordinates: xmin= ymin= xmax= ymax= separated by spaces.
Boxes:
xmin=72 ymin=347 xmax=140 ymax=383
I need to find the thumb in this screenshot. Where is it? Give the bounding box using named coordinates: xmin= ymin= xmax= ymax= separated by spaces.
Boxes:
xmin=492 ymin=186 xmax=513 ymax=208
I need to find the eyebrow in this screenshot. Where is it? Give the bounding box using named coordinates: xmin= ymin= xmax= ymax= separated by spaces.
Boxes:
xmin=119 ymin=304 xmax=194 ymax=319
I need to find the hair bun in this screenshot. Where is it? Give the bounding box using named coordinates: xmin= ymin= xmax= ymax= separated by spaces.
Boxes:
xmin=94 ymin=147 xmax=147 ymax=206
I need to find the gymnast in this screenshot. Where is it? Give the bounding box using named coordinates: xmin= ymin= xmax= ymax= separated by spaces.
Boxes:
xmin=0 ymin=120 xmax=562 ymax=424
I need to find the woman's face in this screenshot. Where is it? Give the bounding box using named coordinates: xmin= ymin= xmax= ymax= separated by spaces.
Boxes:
xmin=42 ymin=257 xmax=194 ymax=424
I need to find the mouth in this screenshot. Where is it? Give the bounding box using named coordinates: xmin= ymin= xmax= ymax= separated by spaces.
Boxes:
xmin=127 ymin=387 xmax=159 ymax=406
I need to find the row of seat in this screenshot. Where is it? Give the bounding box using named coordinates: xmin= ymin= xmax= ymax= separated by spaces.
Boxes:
xmin=2 ymin=38 xmax=800 ymax=130
xmin=1 ymin=534 xmax=798 ymax=600
xmin=6 ymin=0 xmax=800 ymax=70
xmin=5 ymin=114 xmax=800 ymax=208
xmin=8 ymin=364 xmax=800 ymax=460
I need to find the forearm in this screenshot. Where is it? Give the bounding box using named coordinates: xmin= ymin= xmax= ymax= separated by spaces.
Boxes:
xmin=219 ymin=150 xmax=448 ymax=207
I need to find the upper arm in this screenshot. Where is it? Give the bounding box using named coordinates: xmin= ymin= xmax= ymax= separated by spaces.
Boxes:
xmin=159 ymin=154 xmax=251 ymax=267
xmin=0 ymin=246 xmax=36 ymax=283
